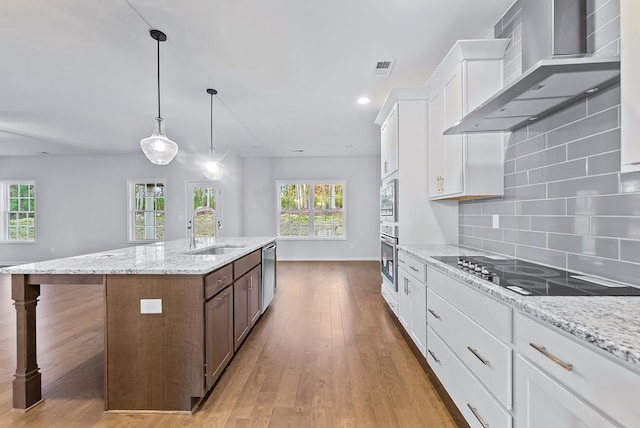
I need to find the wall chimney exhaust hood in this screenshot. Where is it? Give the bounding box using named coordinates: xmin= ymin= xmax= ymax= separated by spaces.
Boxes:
xmin=444 ymin=0 xmax=620 ymax=135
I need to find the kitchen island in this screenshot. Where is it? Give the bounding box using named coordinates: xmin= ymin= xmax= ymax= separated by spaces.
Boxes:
xmin=0 ymin=237 xmax=276 ymax=413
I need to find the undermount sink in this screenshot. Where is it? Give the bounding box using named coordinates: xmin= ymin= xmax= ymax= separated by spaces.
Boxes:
xmin=190 ymin=245 xmax=245 ymax=256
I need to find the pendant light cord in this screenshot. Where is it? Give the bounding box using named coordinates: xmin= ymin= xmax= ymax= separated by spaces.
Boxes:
xmin=210 ymin=92 xmax=214 ymax=151
xmin=157 ymin=37 xmax=161 ymax=119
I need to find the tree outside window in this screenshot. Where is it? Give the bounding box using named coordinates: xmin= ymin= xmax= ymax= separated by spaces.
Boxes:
xmin=278 ymin=181 xmax=345 ymax=239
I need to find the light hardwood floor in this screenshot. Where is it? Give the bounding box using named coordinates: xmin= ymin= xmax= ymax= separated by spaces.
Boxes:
xmin=0 ymin=261 xmax=459 ymax=427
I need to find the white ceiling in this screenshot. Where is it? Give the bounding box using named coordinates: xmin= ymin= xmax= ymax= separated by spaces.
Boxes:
xmin=0 ymin=0 xmax=513 ymax=160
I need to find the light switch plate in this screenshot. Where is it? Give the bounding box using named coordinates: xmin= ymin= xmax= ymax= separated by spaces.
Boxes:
xmin=492 ymin=214 xmax=499 ymax=229
xmin=140 ymin=299 xmax=162 ymax=314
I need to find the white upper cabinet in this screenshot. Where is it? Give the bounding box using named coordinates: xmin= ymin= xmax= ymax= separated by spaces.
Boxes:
xmin=425 ymin=39 xmax=509 ymax=200
xmin=621 ymin=0 xmax=640 ymax=172
xmin=380 ymin=105 xmax=399 ymax=179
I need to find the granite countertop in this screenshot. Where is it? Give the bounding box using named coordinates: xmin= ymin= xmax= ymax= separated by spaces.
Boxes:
xmin=0 ymin=237 xmax=276 ymax=275
xmin=399 ymin=244 xmax=640 ymax=371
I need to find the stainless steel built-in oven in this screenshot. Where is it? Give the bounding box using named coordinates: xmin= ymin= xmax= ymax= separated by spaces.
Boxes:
xmin=380 ymin=179 xmax=397 ymax=222
xmin=380 ymin=224 xmax=398 ymax=291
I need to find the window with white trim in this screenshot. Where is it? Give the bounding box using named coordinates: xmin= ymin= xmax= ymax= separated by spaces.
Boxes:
xmin=1 ymin=181 xmax=36 ymax=242
xmin=277 ymin=181 xmax=345 ymax=239
xmin=186 ymin=181 xmax=220 ymax=238
xmin=128 ymin=179 xmax=166 ymax=242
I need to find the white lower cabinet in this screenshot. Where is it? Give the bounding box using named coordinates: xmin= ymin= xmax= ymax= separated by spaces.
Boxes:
xmin=514 ymin=355 xmax=617 ymax=428
xmin=380 ymin=282 xmax=398 ymax=317
xmin=514 ymin=311 xmax=640 ymax=427
xmin=428 ymin=327 xmax=512 ymax=428
xmin=398 ymin=267 xmax=427 ymax=357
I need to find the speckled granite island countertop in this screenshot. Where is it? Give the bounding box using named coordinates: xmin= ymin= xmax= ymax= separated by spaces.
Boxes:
xmin=0 ymin=237 xmax=276 ymax=275
xmin=399 ymin=244 xmax=640 ymax=372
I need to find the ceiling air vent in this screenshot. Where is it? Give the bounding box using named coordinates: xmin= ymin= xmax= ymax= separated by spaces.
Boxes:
xmin=373 ymin=59 xmax=395 ymax=77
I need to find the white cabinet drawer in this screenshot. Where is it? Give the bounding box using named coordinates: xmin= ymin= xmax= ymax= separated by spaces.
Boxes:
xmin=428 ymin=288 xmax=512 ymax=409
xmin=398 ymin=250 xmax=426 ymax=283
xmin=427 ymin=266 xmax=511 ymax=342
xmin=381 ymin=283 xmax=398 ymax=317
xmin=515 ymin=354 xmax=618 ymax=428
xmin=514 ymin=312 xmax=640 ymax=427
xmin=427 ymin=327 xmax=512 ymax=428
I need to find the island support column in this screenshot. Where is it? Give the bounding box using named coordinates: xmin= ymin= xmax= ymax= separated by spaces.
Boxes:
xmin=12 ymin=274 xmax=42 ymax=410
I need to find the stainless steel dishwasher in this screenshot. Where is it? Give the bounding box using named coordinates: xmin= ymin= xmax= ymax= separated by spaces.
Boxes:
xmin=261 ymin=242 xmax=276 ymax=313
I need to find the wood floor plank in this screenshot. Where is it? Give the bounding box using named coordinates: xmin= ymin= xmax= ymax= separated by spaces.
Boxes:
xmin=0 ymin=261 xmax=461 ymax=427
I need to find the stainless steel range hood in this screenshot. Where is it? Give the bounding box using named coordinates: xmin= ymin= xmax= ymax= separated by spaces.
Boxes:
xmin=444 ymin=0 xmax=620 ymax=135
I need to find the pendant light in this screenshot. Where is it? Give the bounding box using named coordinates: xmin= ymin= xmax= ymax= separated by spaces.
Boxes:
xmin=140 ymin=29 xmax=178 ymax=165
xmin=201 ymin=88 xmax=225 ymax=180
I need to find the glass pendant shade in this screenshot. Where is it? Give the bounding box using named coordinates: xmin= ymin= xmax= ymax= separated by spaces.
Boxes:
xmin=202 ymin=148 xmax=225 ymax=180
xmin=140 ymin=117 xmax=178 ymax=165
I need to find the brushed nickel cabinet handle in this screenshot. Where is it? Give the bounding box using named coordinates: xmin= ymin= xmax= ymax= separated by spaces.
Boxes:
xmin=467 ymin=404 xmax=489 ymax=428
xmin=428 ymin=308 xmax=441 ymax=320
xmin=530 ymin=342 xmax=573 ymax=371
xmin=399 ymin=259 xmax=406 ymax=264
xmin=428 ymin=349 xmax=440 ymax=364
xmin=216 ymin=276 xmax=228 ymax=284
xmin=409 ymin=266 xmax=419 ymax=273
xmin=249 ymin=276 xmax=253 ymax=291
xmin=467 ymin=346 xmax=490 ymax=365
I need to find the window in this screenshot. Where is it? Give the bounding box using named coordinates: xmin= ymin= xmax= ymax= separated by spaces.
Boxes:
xmin=1 ymin=181 xmax=36 ymax=242
xmin=186 ymin=182 xmax=220 ymax=239
xmin=277 ymin=181 xmax=345 ymax=239
xmin=128 ymin=179 xmax=166 ymax=242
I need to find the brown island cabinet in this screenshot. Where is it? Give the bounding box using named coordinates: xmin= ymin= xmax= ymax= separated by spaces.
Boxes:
xmin=6 ymin=240 xmax=273 ymax=414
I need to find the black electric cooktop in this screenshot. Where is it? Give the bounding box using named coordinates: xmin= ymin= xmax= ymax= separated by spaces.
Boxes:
xmin=432 ymin=256 xmax=640 ymax=297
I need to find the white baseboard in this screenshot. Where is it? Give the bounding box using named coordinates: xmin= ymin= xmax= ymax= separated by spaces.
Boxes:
xmin=277 ymin=256 xmax=380 ymax=262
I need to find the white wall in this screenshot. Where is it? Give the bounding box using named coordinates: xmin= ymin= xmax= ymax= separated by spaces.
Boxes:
xmin=243 ymin=156 xmax=380 ymax=260
xmin=0 ymin=153 xmax=244 ymax=264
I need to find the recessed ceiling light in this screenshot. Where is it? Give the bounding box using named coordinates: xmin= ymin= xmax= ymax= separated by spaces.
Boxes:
xmin=345 ymin=144 xmax=354 ymax=148
xmin=292 ymin=149 xmax=304 ymax=153
xmin=357 ymin=97 xmax=370 ymax=105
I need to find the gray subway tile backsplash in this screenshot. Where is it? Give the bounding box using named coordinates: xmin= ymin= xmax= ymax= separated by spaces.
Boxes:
xmin=528 ymin=100 xmax=587 ymax=138
xmin=499 ymin=216 xmax=531 ymax=230
xmin=515 ymin=146 xmax=566 ymax=172
xmin=530 ymin=216 xmax=591 ymax=235
xmin=516 ymin=245 xmax=567 ymax=269
xmin=505 ymin=135 xmax=546 ymax=161
xmin=567 ymin=193 xmax=640 ymax=216
xmin=547 ymin=173 xmax=619 ymax=198
xmin=459 ymin=2 xmax=640 ymax=283
xmin=482 ymin=240 xmax=516 ymax=257
xmin=516 ymin=199 xmax=566 ymax=216
xmin=474 ymin=227 xmax=503 ymax=241
xmin=620 ymin=240 xmax=640 ymax=264
xmin=568 ymin=253 xmax=640 ymax=286
xmin=505 ymin=171 xmax=529 ymax=188
xmin=588 ymin=150 xmax=621 ymax=176
xmin=481 ymin=201 xmax=515 ymax=215
xmin=546 ymin=107 xmax=618 ymax=148
xmin=548 ymin=233 xmax=619 ymax=259
xmin=528 ymin=159 xmax=587 ymax=184
xmin=504 ymin=183 xmax=547 ymax=201
xmin=591 ymin=217 xmax=640 ymax=240
xmin=587 ymin=16 xmax=621 ymax=53
xmin=503 ymin=230 xmax=547 ymax=248
xmin=587 ymin=85 xmax=620 ymax=116
xmin=567 ymin=128 xmax=620 ymax=159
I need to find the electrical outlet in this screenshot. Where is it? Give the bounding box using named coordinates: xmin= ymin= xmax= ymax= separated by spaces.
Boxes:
xmin=140 ymin=299 xmax=162 ymax=314
xmin=492 ymin=214 xmax=500 ymax=229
